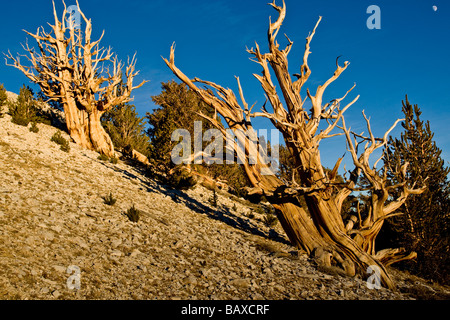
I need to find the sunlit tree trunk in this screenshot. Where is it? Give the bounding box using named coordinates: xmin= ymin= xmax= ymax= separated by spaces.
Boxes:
xmin=6 ymin=1 xmax=146 ymax=157
xmin=163 ymin=0 xmax=425 ymax=290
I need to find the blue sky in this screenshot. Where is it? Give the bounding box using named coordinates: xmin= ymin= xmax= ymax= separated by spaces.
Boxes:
xmin=1 ymin=0 xmax=449 ymax=170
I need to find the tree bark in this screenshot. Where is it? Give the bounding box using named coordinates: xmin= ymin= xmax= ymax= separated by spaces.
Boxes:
xmin=88 ymin=109 xmax=115 ymax=157
xmin=162 ymin=0 xmax=426 ymax=290
xmin=63 ymin=98 xmax=90 ymax=149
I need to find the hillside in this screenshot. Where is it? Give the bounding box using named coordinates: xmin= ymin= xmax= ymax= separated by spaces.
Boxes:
xmin=0 ymin=113 xmax=449 ymax=300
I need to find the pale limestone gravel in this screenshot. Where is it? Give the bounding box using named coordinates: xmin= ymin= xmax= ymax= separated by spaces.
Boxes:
xmin=0 ymin=114 xmax=447 ymax=300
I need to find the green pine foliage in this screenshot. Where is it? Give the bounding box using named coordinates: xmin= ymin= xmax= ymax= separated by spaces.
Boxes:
xmin=51 ymin=130 xmax=70 ymax=153
xmin=124 ymin=205 xmax=140 ymax=223
xmin=102 ymin=192 xmax=117 ymax=206
xmin=0 ymin=84 xmax=7 ymax=105
xmin=101 ymin=103 xmax=150 ymax=157
xmin=206 ymin=163 xmax=250 ymax=198
xmin=7 ymin=85 xmax=50 ymax=126
xmin=148 ymin=81 xmax=250 ymax=193
xmin=208 ymin=188 xmax=219 ymax=207
xmin=380 ymin=96 xmax=450 ymax=285
xmin=8 ymin=85 xmax=38 ymax=126
xmin=29 ymin=121 xmax=39 ymax=133
xmin=263 ymin=213 xmax=278 ymax=228
xmin=168 ymin=165 xmax=198 ymax=190
xmin=98 ymin=154 xmax=119 ymax=164
xmin=147 ymin=80 xmax=217 ymax=170
xmin=0 ymin=84 xmax=7 ymax=117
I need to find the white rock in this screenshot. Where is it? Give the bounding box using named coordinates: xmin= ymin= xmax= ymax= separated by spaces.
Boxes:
xmin=53 ymin=265 xmax=66 ymax=273
xmin=0 ymin=115 xmax=431 ymax=300
xmin=52 ymin=290 xmax=61 ymax=298
xmin=182 ymin=275 xmax=198 ymax=286
xmin=130 ymin=249 xmax=142 ymax=258
xmin=110 ymin=250 xmax=123 ymax=257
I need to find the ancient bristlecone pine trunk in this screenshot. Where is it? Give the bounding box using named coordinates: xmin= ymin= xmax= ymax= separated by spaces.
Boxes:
xmin=164 ymin=0 xmax=425 ymax=290
xmin=6 ymin=1 xmax=146 ymax=157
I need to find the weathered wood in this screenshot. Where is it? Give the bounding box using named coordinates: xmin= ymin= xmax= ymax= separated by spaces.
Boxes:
xmin=5 ymin=0 xmax=146 ymax=157
xmin=163 ymin=0 xmax=426 ymax=290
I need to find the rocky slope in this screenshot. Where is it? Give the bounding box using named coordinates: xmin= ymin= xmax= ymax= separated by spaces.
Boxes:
xmin=0 ymin=114 xmax=449 ymax=300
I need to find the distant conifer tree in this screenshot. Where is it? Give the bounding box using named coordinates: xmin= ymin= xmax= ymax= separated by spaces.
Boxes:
xmin=7 ymin=85 xmax=38 ymax=126
xmin=0 ymin=84 xmax=7 ymax=117
xmin=381 ymin=96 xmax=450 ymax=284
xmin=0 ymin=84 xmax=7 ymax=105
xmin=147 ymin=80 xmax=216 ymax=169
xmin=102 ymin=103 xmax=150 ymax=157
xmin=148 ymin=81 xmax=250 ymax=194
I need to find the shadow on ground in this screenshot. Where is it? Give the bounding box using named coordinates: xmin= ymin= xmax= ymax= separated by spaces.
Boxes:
xmin=166 ymin=187 xmax=290 ymax=245
xmin=100 ymin=158 xmax=290 ymax=246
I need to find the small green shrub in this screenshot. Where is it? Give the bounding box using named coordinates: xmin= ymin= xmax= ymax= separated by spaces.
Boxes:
xmin=12 ymin=115 xmax=30 ymax=126
xmin=168 ymin=166 xmax=197 ymax=190
xmin=208 ymin=189 xmax=218 ymax=208
xmin=0 ymin=84 xmax=7 ymax=107
xmin=98 ymin=154 xmax=109 ymax=161
xmin=102 ymin=192 xmax=117 ymax=206
xmin=60 ymin=143 xmax=70 ymax=153
xmin=263 ymin=214 xmax=278 ymax=228
xmin=255 ymin=206 xmax=265 ymax=215
xmin=124 ymin=205 xmax=140 ymax=223
xmin=98 ymin=154 xmax=118 ymax=164
xmin=51 ymin=130 xmax=66 ymax=144
xmin=0 ymin=84 xmax=7 ymax=118
xmin=29 ymin=122 xmax=39 ymax=133
xmin=51 ymin=131 xmax=70 ymax=152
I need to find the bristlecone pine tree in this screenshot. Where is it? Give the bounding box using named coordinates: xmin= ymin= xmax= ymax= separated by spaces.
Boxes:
xmin=0 ymin=84 xmax=9 ymax=116
xmin=148 ymin=80 xmax=250 ymax=194
xmin=5 ymin=1 xmax=146 ymax=157
xmin=382 ymin=96 xmax=450 ymax=284
xmin=7 ymin=85 xmax=39 ymax=126
xmin=147 ymin=80 xmax=217 ymax=170
xmin=102 ymin=103 xmax=150 ymax=158
xmin=163 ymin=0 xmax=426 ymax=289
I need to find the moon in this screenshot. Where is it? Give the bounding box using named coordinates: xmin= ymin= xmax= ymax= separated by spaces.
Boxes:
xmin=433 ymin=5 xmax=438 ymax=12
